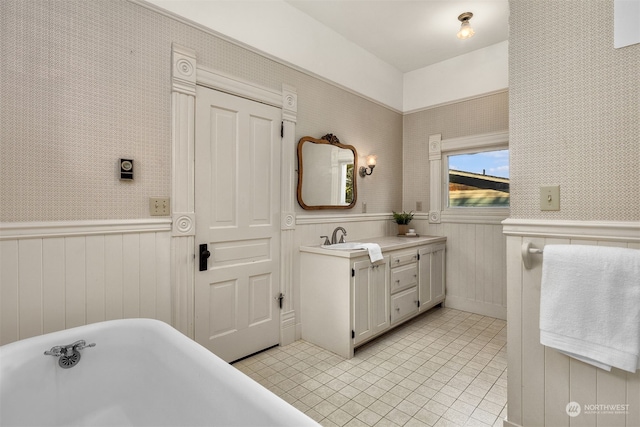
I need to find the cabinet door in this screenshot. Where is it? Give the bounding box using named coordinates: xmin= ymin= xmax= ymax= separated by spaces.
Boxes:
xmin=353 ymin=259 xmax=373 ymax=345
xmin=352 ymin=257 xmax=389 ymax=346
xmin=371 ymin=260 xmax=390 ymax=333
xmin=418 ymin=243 xmax=446 ymax=312
xmin=431 ymin=244 xmax=446 ymax=303
xmin=418 ymin=248 xmax=432 ymax=311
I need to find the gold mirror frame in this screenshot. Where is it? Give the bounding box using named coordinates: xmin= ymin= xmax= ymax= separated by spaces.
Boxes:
xmin=297 ymin=134 xmax=358 ymax=210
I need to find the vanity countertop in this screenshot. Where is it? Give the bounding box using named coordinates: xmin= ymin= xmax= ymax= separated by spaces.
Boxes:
xmin=299 ymin=235 xmax=446 ymax=259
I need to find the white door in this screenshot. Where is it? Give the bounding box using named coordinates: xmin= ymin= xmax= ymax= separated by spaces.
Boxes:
xmin=195 ymin=86 xmax=281 ymax=362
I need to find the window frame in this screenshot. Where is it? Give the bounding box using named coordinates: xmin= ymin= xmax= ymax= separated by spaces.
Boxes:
xmin=428 ymin=131 xmax=509 ymax=225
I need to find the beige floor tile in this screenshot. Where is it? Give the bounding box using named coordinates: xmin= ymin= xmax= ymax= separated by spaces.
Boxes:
xmin=356 ymin=408 xmax=384 ymax=426
xmin=368 ymin=399 xmax=393 ymax=417
xmin=233 ymin=308 xmax=508 ymax=427
xmin=413 ymin=408 xmax=441 ymax=426
xmin=324 ymin=408 xmax=353 ymax=426
xmin=341 ymin=400 xmax=366 ymax=417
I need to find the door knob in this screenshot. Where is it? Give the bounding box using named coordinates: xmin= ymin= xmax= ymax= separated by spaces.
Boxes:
xmin=199 ymin=244 xmax=211 ymax=271
xmin=275 ymin=293 xmax=284 ymax=309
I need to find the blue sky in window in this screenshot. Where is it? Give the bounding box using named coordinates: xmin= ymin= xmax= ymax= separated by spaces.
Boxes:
xmin=449 ymin=149 xmax=509 ymax=178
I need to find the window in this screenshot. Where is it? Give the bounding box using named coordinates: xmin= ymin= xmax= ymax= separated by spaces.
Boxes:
xmin=427 ymin=132 xmax=509 ymax=224
xmin=447 ymin=149 xmax=509 ymax=207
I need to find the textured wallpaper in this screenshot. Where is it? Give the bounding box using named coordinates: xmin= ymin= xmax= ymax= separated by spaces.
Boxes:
xmin=0 ymin=0 xmax=402 ymax=222
xmin=509 ymin=0 xmax=639 ymax=221
xmin=402 ymin=92 xmax=509 ymax=213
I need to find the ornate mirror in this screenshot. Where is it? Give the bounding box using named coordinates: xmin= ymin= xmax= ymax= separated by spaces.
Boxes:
xmin=297 ymin=134 xmax=357 ymax=210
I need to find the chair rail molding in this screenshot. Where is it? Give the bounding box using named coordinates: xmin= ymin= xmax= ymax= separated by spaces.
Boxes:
xmin=0 ymin=219 xmax=171 ymax=240
xmin=502 ymin=218 xmax=640 ymax=242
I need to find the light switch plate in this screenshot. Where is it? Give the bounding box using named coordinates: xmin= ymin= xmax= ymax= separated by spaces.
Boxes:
xmin=150 ymin=197 xmax=170 ymax=216
xmin=540 ymin=186 xmax=560 ymax=211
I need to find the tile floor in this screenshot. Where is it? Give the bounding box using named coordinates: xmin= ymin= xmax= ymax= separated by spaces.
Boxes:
xmin=233 ymin=307 xmax=507 ymax=427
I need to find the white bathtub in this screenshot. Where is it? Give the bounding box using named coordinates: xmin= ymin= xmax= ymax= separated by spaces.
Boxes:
xmin=0 ymin=319 xmax=318 ymax=426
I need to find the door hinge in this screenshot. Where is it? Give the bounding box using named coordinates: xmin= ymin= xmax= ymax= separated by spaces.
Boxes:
xmin=281 ymin=121 xmax=284 ymax=138
xmin=352 ymin=330 xmax=355 ymax=339
xmin=417 ymin=253 xmax=421 ymax=261
xmin=417 ymin=300 xmax=421 ymax=308
xmin=351 ymin=268 xmax=355 ymax=277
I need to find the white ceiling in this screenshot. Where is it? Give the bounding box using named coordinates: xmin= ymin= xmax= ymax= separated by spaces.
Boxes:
xmin=284 ymin=0 xmax=509 ymax=72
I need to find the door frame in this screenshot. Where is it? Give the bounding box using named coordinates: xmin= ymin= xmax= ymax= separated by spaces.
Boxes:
xmin=169 ymin=44 xmax=298 ymax=345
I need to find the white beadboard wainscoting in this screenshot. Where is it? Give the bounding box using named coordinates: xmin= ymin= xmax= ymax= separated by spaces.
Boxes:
xmin=412 ymin=214 xmax=507 ymax=320
xmin=0 ymin=220 xmax=172 ymax=346
xmin=429 ymin=221 xmax=506 ymax=320
xmin=1 ymin=213 xmax=509 ymax=349
xmin=502 ymin=219 xmax=640 ymax=427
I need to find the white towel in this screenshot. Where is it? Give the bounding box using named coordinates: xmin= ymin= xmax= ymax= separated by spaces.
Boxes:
xmin=540 ymin=245 xmax=640 ymax=373
xmin=357 ymin=243 xmax=384 ymax=263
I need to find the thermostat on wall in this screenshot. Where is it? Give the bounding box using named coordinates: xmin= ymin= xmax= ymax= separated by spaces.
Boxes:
xmin=120 ymin=158 xmax=134 ymax=180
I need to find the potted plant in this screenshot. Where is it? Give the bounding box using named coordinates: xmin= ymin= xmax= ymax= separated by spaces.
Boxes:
xmin=392 ymin=210 xmax=414 ymax=235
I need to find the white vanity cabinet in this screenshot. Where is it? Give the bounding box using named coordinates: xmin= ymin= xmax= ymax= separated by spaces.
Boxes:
xmin=300 ymin=236 xmax=446 ymax=359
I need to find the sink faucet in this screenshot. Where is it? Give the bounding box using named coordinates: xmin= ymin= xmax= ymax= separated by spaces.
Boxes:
xmin=331 ymin=227 xmax=347 ymax=244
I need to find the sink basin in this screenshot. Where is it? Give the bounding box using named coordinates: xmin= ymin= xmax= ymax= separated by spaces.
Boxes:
xmin=321 ymin=242 xmax=366 ymax=250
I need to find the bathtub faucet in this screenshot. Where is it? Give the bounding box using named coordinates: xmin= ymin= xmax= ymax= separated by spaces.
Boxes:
xmin=44 ymin=340 xmax=95 ymax=357
xmin=44 ymin=340 xmax=96 ymax=370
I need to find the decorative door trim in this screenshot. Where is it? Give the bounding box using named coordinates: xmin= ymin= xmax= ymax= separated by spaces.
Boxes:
xmin=170 ymin=44 xmax=297 ymax=344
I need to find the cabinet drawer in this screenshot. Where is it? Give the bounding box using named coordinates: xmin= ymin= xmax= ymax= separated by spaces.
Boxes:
xmin=390 ymin=250 xmax=418 ymax=267
xmin=390 ymin=263 xmax=418 ymax=294
xmin=391 ymin=287 xmax=418 ymax=324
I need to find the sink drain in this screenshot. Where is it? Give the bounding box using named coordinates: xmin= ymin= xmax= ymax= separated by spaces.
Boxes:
xmin=58 ymin=350 xmax=81 ymax=369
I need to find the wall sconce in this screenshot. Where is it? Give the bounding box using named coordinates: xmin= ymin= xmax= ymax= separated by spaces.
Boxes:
xmin=359 ymin=155 xmax=377 ymax=177
xmin=457 ymin=12 xmax=475 ymax=40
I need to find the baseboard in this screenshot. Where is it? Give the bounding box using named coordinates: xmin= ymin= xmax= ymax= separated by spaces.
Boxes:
xmin=280 ymin=310 xmax=297 ymax=346
xmin=295 ymin=323 xmax=302 ymax=342
xmin=445 ymin=295 xmax=507 ymax=320
xmin=502 ymin=419 xmax=521 ymax=427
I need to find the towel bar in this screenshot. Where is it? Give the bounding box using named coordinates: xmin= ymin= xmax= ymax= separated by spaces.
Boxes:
xmin=522 ymin=242 xmax=543 ymax=269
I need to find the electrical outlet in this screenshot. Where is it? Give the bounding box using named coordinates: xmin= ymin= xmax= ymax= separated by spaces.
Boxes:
xmin=416 ymin=201 xmax=423 ymax=211
xmin=150 ymin=197 xmax=170 ymax=216
xmin=362 ymin=202 xmax=367 ymax=213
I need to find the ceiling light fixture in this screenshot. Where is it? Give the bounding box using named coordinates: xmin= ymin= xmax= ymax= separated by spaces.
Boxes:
xmin=457 ymin=12 xmax=475 ymax=40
